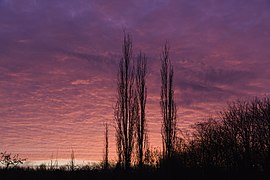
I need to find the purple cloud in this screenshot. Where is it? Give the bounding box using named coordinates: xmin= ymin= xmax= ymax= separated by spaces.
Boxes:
xmin=1 ymin=0 xmax=270 ymax=163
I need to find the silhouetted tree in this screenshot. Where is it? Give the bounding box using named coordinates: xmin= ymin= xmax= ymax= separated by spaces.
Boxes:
xmin=192 ymin=118 xmax=224 ymax=168
xmin=221 ymin=100 xmax=256 ymax=168
xmin=103 ymin=122 xmax=109 ymax=169
xmin=135 ymin=52 xmax=148 ymax=167
xmin=187 ymin=97 xmax=270 ymax=170
xmin=70 ymin=150 xmax=75 ymax=171
xmin=0 ymin=152 xmax=26 ymax=169
xmin=160 ymin=43 xmax=177 ymax=161
xmin=258 ymin=97 xmax=270 ymax=169
xmin=114 ymin=33 xmax=137 ymax=169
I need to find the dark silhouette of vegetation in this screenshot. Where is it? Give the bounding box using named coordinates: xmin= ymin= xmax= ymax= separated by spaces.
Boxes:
xmin=0 ymin=152 xmax=26 ymax=169
xmin=160 ymin=42 xmax=177 ymax=161
xmin=70 ymin=150 xmax=75 ymax=171
xmin=156 ymin=97 xmax=270 ymax=180
xmin=103 ymin=122 xmax=109 ymax=169
xmin=49 ymin=153 xmax=58 ymax=170
xmin=144 ymin=146 xmax=162 ymax=168
xmin=114 ymin=33 xmax=137 ymax=169
xmin=135 ymin=51 xmax=148 ymax=167
xmin=183 ymin=97 xmax=270 ymax=171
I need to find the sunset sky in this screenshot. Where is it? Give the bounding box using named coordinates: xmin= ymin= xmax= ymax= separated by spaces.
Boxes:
xmin=1 ymin=0 xmax=270 ymax=165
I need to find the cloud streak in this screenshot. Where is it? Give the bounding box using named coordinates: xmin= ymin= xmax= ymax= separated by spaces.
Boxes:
xmin=1 ymin=0 xmax=270 ymax=163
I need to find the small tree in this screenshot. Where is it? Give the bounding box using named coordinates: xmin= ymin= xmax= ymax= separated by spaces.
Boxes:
xmin=0 ymin=152 xmax=26 ymax=169
xmin=70 ymin=150 xmax=75 ymax=171
xmin=103 ymin=122 xmax=109 ymax=169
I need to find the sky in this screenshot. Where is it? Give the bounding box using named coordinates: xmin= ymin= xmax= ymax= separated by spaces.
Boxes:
xmin=1 ymin=0 xmax=270 ymax=165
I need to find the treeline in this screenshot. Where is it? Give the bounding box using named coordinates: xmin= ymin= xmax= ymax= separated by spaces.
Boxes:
xmin=180 ymin=97 xmax=270 ymax=170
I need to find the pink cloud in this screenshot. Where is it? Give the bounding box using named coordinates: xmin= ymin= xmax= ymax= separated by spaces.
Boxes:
xmin=1 ymin=0 xmax=270 ymax=163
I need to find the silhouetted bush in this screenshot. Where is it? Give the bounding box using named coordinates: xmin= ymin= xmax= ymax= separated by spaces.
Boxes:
xmin=0 ymin=152 xmax=26 ymax=169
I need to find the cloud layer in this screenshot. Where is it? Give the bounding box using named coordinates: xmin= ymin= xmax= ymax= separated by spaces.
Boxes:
xmin=1 ymin=0 xmax=270 ymax=163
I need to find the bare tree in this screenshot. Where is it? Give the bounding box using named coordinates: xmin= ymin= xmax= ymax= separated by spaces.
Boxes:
xmin=135 ymin=52 xmax=148 ymax=167
xmin=114 ymin=33 xmax=137 ymax=169
xmin=259 ymin=97 xmax=270 ymax=169
xmin=0 ymin=152 xmax=26 ymax=169
xmin=188 ymin=97 xmax=270 ymax=169
xmin=160 ymin=43 xmax=177 ymax=160
xmin=103 ymin=122 xmax=109 ymax=169
xmin=70 ymin=149 xmax=75 ymax=171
